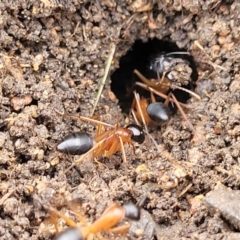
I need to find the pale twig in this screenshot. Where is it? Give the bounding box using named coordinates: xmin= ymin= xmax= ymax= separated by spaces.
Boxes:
xmin=90 ymin=43 xmax=117 ymax=116
xmin=90 ymin=15 xmax=136 ymax=116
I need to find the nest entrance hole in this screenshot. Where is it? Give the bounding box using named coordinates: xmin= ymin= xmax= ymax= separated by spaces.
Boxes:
xmin=110 ymin=38 xmax=198 ymax=113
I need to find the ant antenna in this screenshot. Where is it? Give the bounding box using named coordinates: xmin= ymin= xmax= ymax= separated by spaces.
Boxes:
xmin=160 ymin=82 xmax=201 ymax=100
xmin=165 ymin=52 xmax=190 ymax=56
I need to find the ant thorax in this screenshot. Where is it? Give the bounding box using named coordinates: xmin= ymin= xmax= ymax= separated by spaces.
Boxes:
xmin=149 ymin=52 xmax=192 ymax=86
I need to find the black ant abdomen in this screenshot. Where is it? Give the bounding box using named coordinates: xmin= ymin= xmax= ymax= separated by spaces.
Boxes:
xmin=126 ymin=124 xmax=145 ymax=144
xmin=57 ymin=132 xmax=93 ymax=155
xmin=123 ymin=202 xmax=141 ymax=221
xmin=53 ymin=227 xmax=83 ymax=240
xmin=146 ymin=102 xmax=171 ymax=122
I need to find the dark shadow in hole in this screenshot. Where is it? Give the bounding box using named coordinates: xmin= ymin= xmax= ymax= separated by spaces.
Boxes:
xmin=17 ymin=153 xmax=31 ymax=164
xmin=111 ymin=38 xmax=198 ymax=113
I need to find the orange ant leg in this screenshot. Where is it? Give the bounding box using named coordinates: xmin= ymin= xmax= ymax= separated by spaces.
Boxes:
xmin=134 ymin=69 xmax=201 ymax=100
xmin=150 ymin=90 xmax=156 ymax=103
xmin=101 ymin=135 xmax=119 ymax=157
xmin=50 ymin=212 xmax=60 ymax=233
xmin=133 ymin=91 xmax=148 ymax=133
xmin=73 ymin=114 xmax=115 ymax=128
xmin=161 ymin=82 xmax=201 ymax=100
xmin=97 ymin=123 xmax=103 ymax=136
xmin=49 ymin=208 xmax=78 ymax=228
xmin=163 ymin=92 xmax=171 ymax=106
xmin=55 ymin=110 xmax=115 ymax=128
xmin=101 ymin=134 xmax=127 ymax=163
xmin=134 ymin=69 xmax=169 ymax=94
xmin=107 ymin=224 xmax=130 ymax=234
xmin=118 ymin=135 xmax=127 ymax=163
xmin=135 ymin=81 xmax=190 ymax=109
xmin=63 ymin=138 xmax=107 ymax=174
xmin=131 ymin=92 xmax=161 ymax=152
xmin=169 ymin=93 xmax=196 ymax=133
xmin=94 ymin=125 xmax=118 ymax=143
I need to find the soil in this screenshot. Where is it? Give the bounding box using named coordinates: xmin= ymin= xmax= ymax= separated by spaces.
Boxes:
xmin=0 ymin=1 xmax=240 ymax=240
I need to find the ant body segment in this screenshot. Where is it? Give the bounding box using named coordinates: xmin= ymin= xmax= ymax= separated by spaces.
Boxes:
xmin=149 ymin=51 xmax=192 ymax=86
xmin=50 ymin=202 xmax=141 ymax=240
xmin=57 ymin=132 xmax=93 ymax=155
xmin=56 ymin=113 xmax=145 ymax=173
xmin=131 ymin=91 xmax=171 ymax=133
xmin=133 ymin=68 xmax=200 ymax=133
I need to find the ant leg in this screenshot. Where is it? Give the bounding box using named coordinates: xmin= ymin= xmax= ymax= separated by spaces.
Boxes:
xmin=96 ymin=122 xmax=103 ymax=136
xmin=168 ymin=83 xmax=201 ymax=100
xmin=131 ymin=108 xmax=141 ymax=126
xmin=129 ymin=142 xmax=136 ymax=156
xmin=136 ymin=82 xmax=190 ymax=109
xmin=68 ymin=202 xmax=88 ymax=226
xmin=50 ymin=212 xmax=60 ymax=233
xmin=137 ymin=194 xmax=148 ymax=207
xmin=103 ymin=135 xmax=125 ymax=161
xmin=134 ymin=69 xmax=169 ymax=94
xmin=118 ymin=136 xmax=127 ymax=163
xmin=150 ymin=90 xmax=156 ymax=103
xmin=134 ymin=69 xmax=156 ymax=88
xmin=131 ymin=110 xmax=160 ymax=153
xmin=169 ymin=93 xmax=196 ymax=133
xmin=63 ymin=138 xmax=106 ymax=174
xmin=49 ymin=208 xmax=77 ymax=228
xmin=164 ymin=92 xmax=171 ymax=106
xmin=133 ymin=91 xmax=148 ymax=133
xmin=107 ymin=224 xmax=130 ymax=234
xmin=55 ymin=110 xmax=114 ymax=128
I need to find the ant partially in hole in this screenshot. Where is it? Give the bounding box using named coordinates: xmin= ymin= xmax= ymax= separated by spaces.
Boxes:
xmin=56 ymin=113 xmax=145 ymax=173
xmin=128 ymin=51 xmax=200 ymax=136
xmin=50 ymin=197 xmax=146 ymax=240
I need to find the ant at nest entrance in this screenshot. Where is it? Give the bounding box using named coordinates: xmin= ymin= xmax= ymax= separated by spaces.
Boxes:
xmin=110 ymin=38 xmax=199 ymax=137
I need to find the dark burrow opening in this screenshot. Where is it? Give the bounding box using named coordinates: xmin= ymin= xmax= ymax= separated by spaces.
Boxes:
xmin=111 ymin=38 xmax=198 ymax=114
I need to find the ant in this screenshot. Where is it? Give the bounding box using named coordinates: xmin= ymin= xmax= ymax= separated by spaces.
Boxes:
xmin=149 ymin=51 xmax=193 ymax=86
xmin=50 ymin=199 xmax=144 ymax=240
xmin=56 ymin=113 xmax=145 ymax=173
xmin=133 ymin=68 xmax=200 ymax=133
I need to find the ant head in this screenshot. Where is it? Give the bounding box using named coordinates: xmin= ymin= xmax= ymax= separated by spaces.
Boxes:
xmin=123 ymin=203 xmax=141 ymax=221
xmin=149 ymin=52 xmax=173 ymax=73
xmin=147 ymin=102 xmax=171 ymax=122
xmin=53 ymin=227 xmax=83 ymax=240
xmin=126 ymin=124 xmax=145 ymax=144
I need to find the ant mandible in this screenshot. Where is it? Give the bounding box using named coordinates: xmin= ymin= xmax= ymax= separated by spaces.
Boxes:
xmin=50 ymin=201 xmax=141 ymax=240
xmin=56 ymin=114 xmax=145 ymax=173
